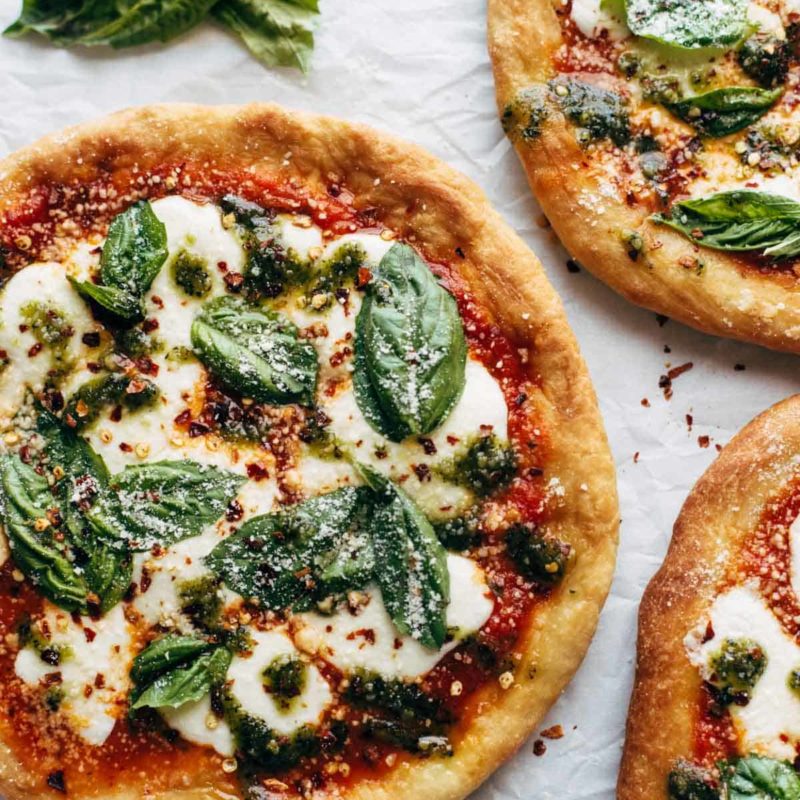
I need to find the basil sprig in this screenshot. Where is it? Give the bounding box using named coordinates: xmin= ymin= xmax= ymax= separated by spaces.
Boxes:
xmin=71 ymin=201 xmax=168 ymax=321
xmin=654 ymin=190 xmax=800 ymax=258
xmin=130 ymin=634 xmax=231 ymax=711
xmin=5 ymin=0 xmax=319 ymax=72
xmin=722 ymin=755 xmax=800 ymax=800
xmin=207 ymin=472 xmax=451 ymax=649
xmin=616 ymin=0 xmax=748 ymax=49
xmin=354 ymin=243 xmax=467 ymax=443
xmin=191 ymin=296 xmax=318 ymax=406
xmin=85 ymin=460 xmax=245 ymax=552
xmin=668 ymin=87 xmax=782 ymax=138
xmin=0 ymin=409 xmax=242 ymax=613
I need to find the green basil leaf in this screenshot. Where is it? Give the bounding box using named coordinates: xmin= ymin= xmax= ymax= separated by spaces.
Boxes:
xmin=653 ymin=190 xmax=800 ymax=257
xmin=85 ymin=460 xmax=245 ymax=552
xmin=622 ymin=0 xmax=748 ymax=49
xmin=191 ymin=296 xmax=318 ymax=405
xmin=84 ymin=544 xmax=133 ymax=615
xmin=668 ymin=87 xmax=782 ymax=137
xmin=132 ymin=641 xmax=230 ymax=711
xmin=206 ymin=486 xmax=374 ymax=611
xmin=354 ymin=243 xmax=466 ymax=443
xmin=130 ymin=633 xmax=213 ymax=684
xmin=3 ymin=0 xmax=104 ymax=43
xmin=723 ymin=755 xmax=800 ymax=800
xmin=212 ymin=0 xmax=319 ymax=72
xmin=80 ymin=0 xmax=217 ymax=48
xmin=359 ymin=465 xmax=449 ymax=650
xmin=100 ymin=200 xmax=168 ymax=295
xmin=0 ymin=455 xmax=89 ymax=612
xmin=68 ymin=278 xmax=143 ymax=321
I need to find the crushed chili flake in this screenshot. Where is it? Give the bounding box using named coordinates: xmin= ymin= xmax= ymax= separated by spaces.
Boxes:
xmin=533 ymin=740 xmax=547 ymax=756
xmin=698 ymin=435 xmax=710 ymax=449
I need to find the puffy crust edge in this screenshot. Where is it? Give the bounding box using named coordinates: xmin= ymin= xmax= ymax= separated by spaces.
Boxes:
xmin=618 ymin=395 xmax=800 ymax=800
xmin=487 ymin=0 xmax=800 ymax=354
xmin=0 ymin=103 xmax=619 ymax=800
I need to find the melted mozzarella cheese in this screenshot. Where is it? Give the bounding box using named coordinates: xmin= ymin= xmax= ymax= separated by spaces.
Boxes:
xmin=227 ymin=630 xmax=332 ymax=736
xmin=273 ymin=215 xmax=324 ymax=260
xmin=748 ymin=2 xmax=786 ymax=36
xmin=304 ymin=358 xmax=509 ymax=518
xmin=0 ymin=262 xmax=93 ymax=420
xmin=161 ymin=695 xmax=235 ymax=757
xmin=294 ymin=555 xmax=494 ymax=679
xmin=15 ymin=604 xmax=135 ymax=745
xmin=685 ymin=585 xmax=800 ymax=760
xmin=570 ymin=0 xmax=628 ymax=40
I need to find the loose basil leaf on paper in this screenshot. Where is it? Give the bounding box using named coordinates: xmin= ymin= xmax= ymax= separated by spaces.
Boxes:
xmin=619 ymin=0 xmax=749 ymax=49
xmin=191 ymin=296 xmax=318 ymax=405
xmin=654 ymin=190 xmax=800 ymax=258
xmin=71 ymin=201 xmax=168 ymax=321
xmin=721 ymin=755 xmax=800 ymax=800
xmin=85 ymin=460 xmax=245 ymax=552
xmin=354 ymin=243 xmax=467 ymax=443
xmin=0 ymin=455 xmax=89 ymax=612
xmin=213 ymin=0 xmax=319 ymax=72
xmin=359 ymin=465 xmax=450 ymax=650
xmin=205 ymin=486 xmax=375 ymax=611
xmin=4 ymin=0 xmax=319 ymax=71
xmin=130 ymin=633 xmax=230 ymax=711
xmin=668 ymin=87 xmax=782 ymax=138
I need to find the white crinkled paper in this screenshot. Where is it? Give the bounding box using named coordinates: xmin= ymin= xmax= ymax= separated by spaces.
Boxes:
xmin=0 ymin=1 xmax=798 ymax=797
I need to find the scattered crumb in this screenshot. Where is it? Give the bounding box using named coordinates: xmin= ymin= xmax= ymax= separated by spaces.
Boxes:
xmin=715 ymin=443 xmax=723 ymax=452
xmin=641 ymin=398 xmax=650 ymax=407
xmin=566 ymin=259 xmax=581 ymax=273
xmin=734 ymin=363 xmax=746 ymax=372
xmin=685 ymin=413 xmax=693 ymax=432
xmin=633 ymin=451 xmax=640 ymax=463
xmin=656 ymin=314 xmax=669 ymax=327
xmin=659 ymin=362 xmax=693 ymax=400
xmin=698 ymin=435 xmax=710 ymax=449
xmin=663 ymin=345 xmax=671 ymax=354
xmin=541 ymin=725 xmax=564 ymax=740
xmin=533 ymin=740 xmax=547 ymax=756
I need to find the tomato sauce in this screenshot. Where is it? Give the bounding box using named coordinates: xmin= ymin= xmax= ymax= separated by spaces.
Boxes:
xmin=0 ymin=168 xmax=556 ymax=797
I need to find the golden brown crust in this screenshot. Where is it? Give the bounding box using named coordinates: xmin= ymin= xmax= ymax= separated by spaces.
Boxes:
xmin=618 ymin=395 xmax=800 ymax=800
xmin=488 ymin=0 xmax=800 ymax=354
xmin=0 ymin=104 xmax=619 ymax=800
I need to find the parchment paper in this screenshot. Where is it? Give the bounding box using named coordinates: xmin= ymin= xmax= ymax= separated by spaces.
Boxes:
xmin=0 ymin=2 xmax=797 ymax=797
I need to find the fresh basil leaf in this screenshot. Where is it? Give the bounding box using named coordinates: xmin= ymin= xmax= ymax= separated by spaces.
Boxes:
xmin=359 ymin=465 xmax=449 ymax=650
xmin=206 ymin=486 xmax=375 ymax=611
xmin=131 ymin=635 xmax=230 ymax=711
xmin=69 ymin=201 xmax=167 ymax=320
xmin=85 ymin=460 xmax=244 ymax=552
xmin=84 ymin=544 xmax=133 ymax=614
xmin=130 ymin=633 xmax=213 ymax=684
xmin=654 ymin=190 xmax=800 ymax=257
xmin=80 ymin=0 xmax=218 ymax=48
xmin=0 ymin=455 xmax=89 ymax=612
xmin=621 ymin=0 xmax=748 ymax=49
xmin=191 ymin=296 xmax=318 ymax=405
xmin=354 ymin=243 xmax=467 ymax=443
xmin=100 ymin=200 xmax=168 ymax=295
xmin=68 ymin=278 xmax=143 ymax=321
xmin=668 ymin=87 xmax=782 ymax=137
xmin=723 ymin=755 xmax=800 ymax=800
xmin=212 ymin=0 xmax=319 ymax=72
xmin=3 ymin=0 xmax=103 ymax=43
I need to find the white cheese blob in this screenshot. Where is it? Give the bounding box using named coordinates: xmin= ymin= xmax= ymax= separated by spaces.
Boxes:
xmin=161 ymin=695 xmax=235 ymax=757
xmin=14 ymin=604 xmax=135 ymax=746
xmin=685 ymin=585 xmax=800 ymax=760
xmin=273 ymin=215 xmax=324 ymax=260
xmin=570 ymin=0 xmax=628 ymax=40
xmin=748 ymin=2 xmax=786 ymax=36
xmin=294 ymin=554 xmax=494 ymax=679
xmin=0 ymin=262 xmax=92 ymax=420
xmin=227 ymin=630 xmax=333 ymax=736
xmin=304 ymin=358 xmax=509 ymax=518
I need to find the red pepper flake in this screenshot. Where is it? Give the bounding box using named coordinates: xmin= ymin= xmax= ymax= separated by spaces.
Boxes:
xmin=659 ymin=361 xmax=693 ymax=400
xmin=641 ymin=398 xmax=650 ymax=408
xmin=224 ymin=272 xmax=245 ymax=292
xmin=140 ymin=567 xmax=152 ymax=595
xmin=702 ymin=620 xmax=715 ymax=644
xmin=533 ymin=740 xmax=547 ymax=756
xmin=541 ymin=724 xmax=564 ymax=740
xmin=94 ymin=673 xmax=105 ymax=689
xmin=633 ymin=451 xmax=640 ymax=463
xmin=413 ymin=463 xmax=432 ymax=483
xmin=226 ymin=499 xmax=244 ymax=522
xmin=83 ymin=628 xmax=96 ymax=643
xmin=217 ymin=261 xmax=229 ymax=273
xmin=356 ymin=267 xmax=372 ymax=288
xmin=329 ymin=347 xmax=352 ymax=368
xmin=119 ymin=442 xmax=133 ymax=453
xmin=27 ymin=342 xmax=43 ymax=358
xmin=83 ymin=685 xmax=94 ymax=698
xmin=346 ymin=628 xmax=376 ymax=645
xmin=188 ymin=421 xmax=210 ymax=438
xmin=142 ymin=318 xmax=160 ymax=333
xmin=246 ymin=462 xmax=270 ymax=481
xmin=87 ymin=361 xmax=101 ymax=374
xmin=150 ymin=295 xmax=164 ymax=309
xmin=418 ymin=437 xmax=437 ymax=455
xmin=174 ymin=409 xmax=192 ymax=426
xmin=109 ymin=405 xmax=122 ymax=423
xmin=686 ymin=414 xmax=693 ymax=431
xmin=698 ymin=435 xmax=710 ymax=449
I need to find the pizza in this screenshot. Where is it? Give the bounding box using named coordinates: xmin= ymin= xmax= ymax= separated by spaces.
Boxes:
xmin=489 ymin=0 xmax=800 ymax=353
xmin=619 ymin=395 xmax=800 ymax=800
xmin=0 ymin=105 xmax=618 ymax=800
